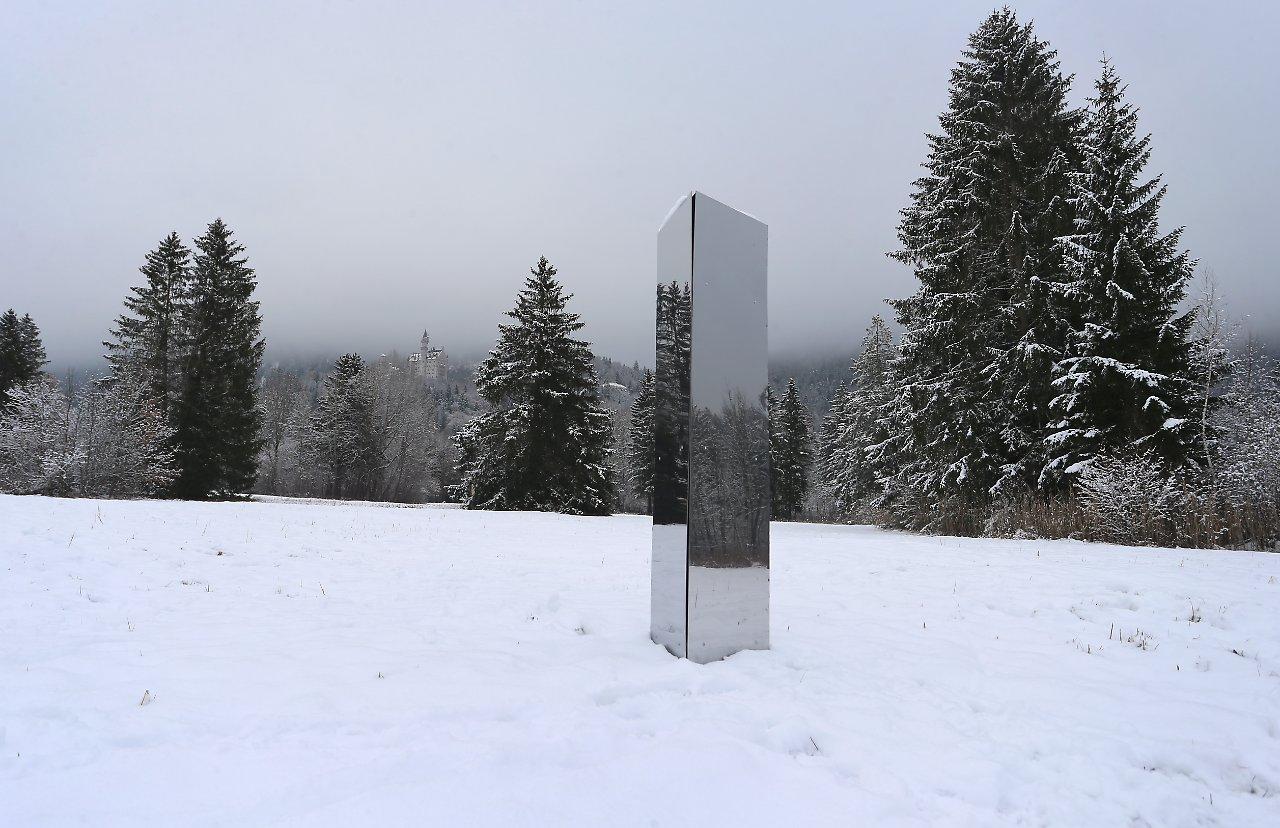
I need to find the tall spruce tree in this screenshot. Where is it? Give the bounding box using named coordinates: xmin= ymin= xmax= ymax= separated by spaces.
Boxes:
xmin=887 ymin=7 xmax=1079 ymax=529
xmin=772 ymin=378 xmax=813 ymax=520
xmin=18 ymin=314 xmax=47 ymax=381
xmin=0 ymin=310 xmax=20 ymax=403
xmin=305 ymin=353 xmax=382 ymax=499
xmin=818 ymin=380 xmax=849 ymax=509
xmin=172 ymin=220 xmax=264 ymax=498
xmin=1041 ymin=60 xmax=1197 ymax=485
xmin=104 ymin=232 xmax=193 ymax=420
xmin=454 ymin=256 xmax=615 ymax=515
xmin=825 ymin=316 xmax=896 ymax=519
xmin=0 ymin=310 xmax=48 ymax=410
xmin=626 ymin=369 xmax=656 ymax=512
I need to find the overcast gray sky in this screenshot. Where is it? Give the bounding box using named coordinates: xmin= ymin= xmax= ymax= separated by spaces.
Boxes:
xmin=3 ymin=0 xmax=1277 ymax=370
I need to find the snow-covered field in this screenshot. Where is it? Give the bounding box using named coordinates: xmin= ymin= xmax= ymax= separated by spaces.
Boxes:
xmin=2 ymin=495 xmax=1278 ymax=827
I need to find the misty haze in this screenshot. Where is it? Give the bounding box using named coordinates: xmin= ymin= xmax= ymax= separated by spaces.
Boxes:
xmin=4 ymin=1 xmax=1278 ymax=372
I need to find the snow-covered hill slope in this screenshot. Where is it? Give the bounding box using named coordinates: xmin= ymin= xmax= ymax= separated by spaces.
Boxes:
xmin=2 ymin=494 xmax=1278 ymax=826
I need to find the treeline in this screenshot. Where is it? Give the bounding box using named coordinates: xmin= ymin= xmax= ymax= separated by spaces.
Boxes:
xmin=447 ymin=268 xmax=815 ymax=520
xmin=0 ymin=242 xmax=647 ymax=510
xmin=3 ymin=8 xmax=1275 ymax=548
xmin=254 ymin=277 xmax=648 ymax=509
xmin=1 ymin=220 xmax=262 ymax=498
xmin=253 ymin=356 xmax=485 ymax=503
xmin=812 ymin=9 xmax=1278 ymax=549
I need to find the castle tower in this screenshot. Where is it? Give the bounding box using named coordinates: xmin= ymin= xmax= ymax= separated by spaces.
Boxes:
xmin=413 ymin=329 xmax=449 ymax=385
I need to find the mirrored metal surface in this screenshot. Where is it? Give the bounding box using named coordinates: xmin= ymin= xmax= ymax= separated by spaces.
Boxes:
xmin=651 ymin=192 xmax=769 ymax=663
xmin=650 ymin=195 xmax=693 ymax=657
xmin=686 ymin=193 xmax=770 ymax=662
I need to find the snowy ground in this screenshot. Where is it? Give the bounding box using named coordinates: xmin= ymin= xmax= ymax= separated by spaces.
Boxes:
xmin=2 ymin=495 xmax=1279 ymax=827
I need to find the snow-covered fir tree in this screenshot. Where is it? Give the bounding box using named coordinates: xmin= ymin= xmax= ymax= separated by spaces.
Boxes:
xmin=454 ymin=256 xmax=614 ymax=515
xmin=626 ymin=369 xmax=655 ymax=513
xmin=818 ymin=380 xmax=849 ymax=506
xmin=822 ymin=315 xmax=896 ymax=520
xmin=1041 ymin=59 xmax=1197 ymax=487
xmin=104 ymin=232 xmax=193 ymax=420
xmin=887 ymin=7 xmax=1079 ymax=529
xmin=171 ymin=219 xmax=265 ymax=498
xmin=303 ymin=354 xmax=383 ymax=499
xmin=18 ymin=314 xmax=47 ymax=383
xmin=771 ymin=378 xmax=812 ymax=520
xmin=0 ymin=309 xmax=48 ymax=411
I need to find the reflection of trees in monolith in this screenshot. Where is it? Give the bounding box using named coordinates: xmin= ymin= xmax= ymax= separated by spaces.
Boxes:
xmin=688 ymin=390 xmax=771 ymax=568
xmin=653 ymin=281 xmax=691 ymax=526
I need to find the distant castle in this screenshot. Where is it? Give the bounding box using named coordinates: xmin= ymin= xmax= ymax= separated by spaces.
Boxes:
xmin=408 ymin=330 xmax=449 ymax=384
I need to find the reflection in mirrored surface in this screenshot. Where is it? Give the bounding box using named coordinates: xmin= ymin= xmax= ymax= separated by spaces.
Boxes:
xmin=650 ymin=192 xmax=769 ymax=663
xmin=650 ymin=196 xmax=692 ymax=657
